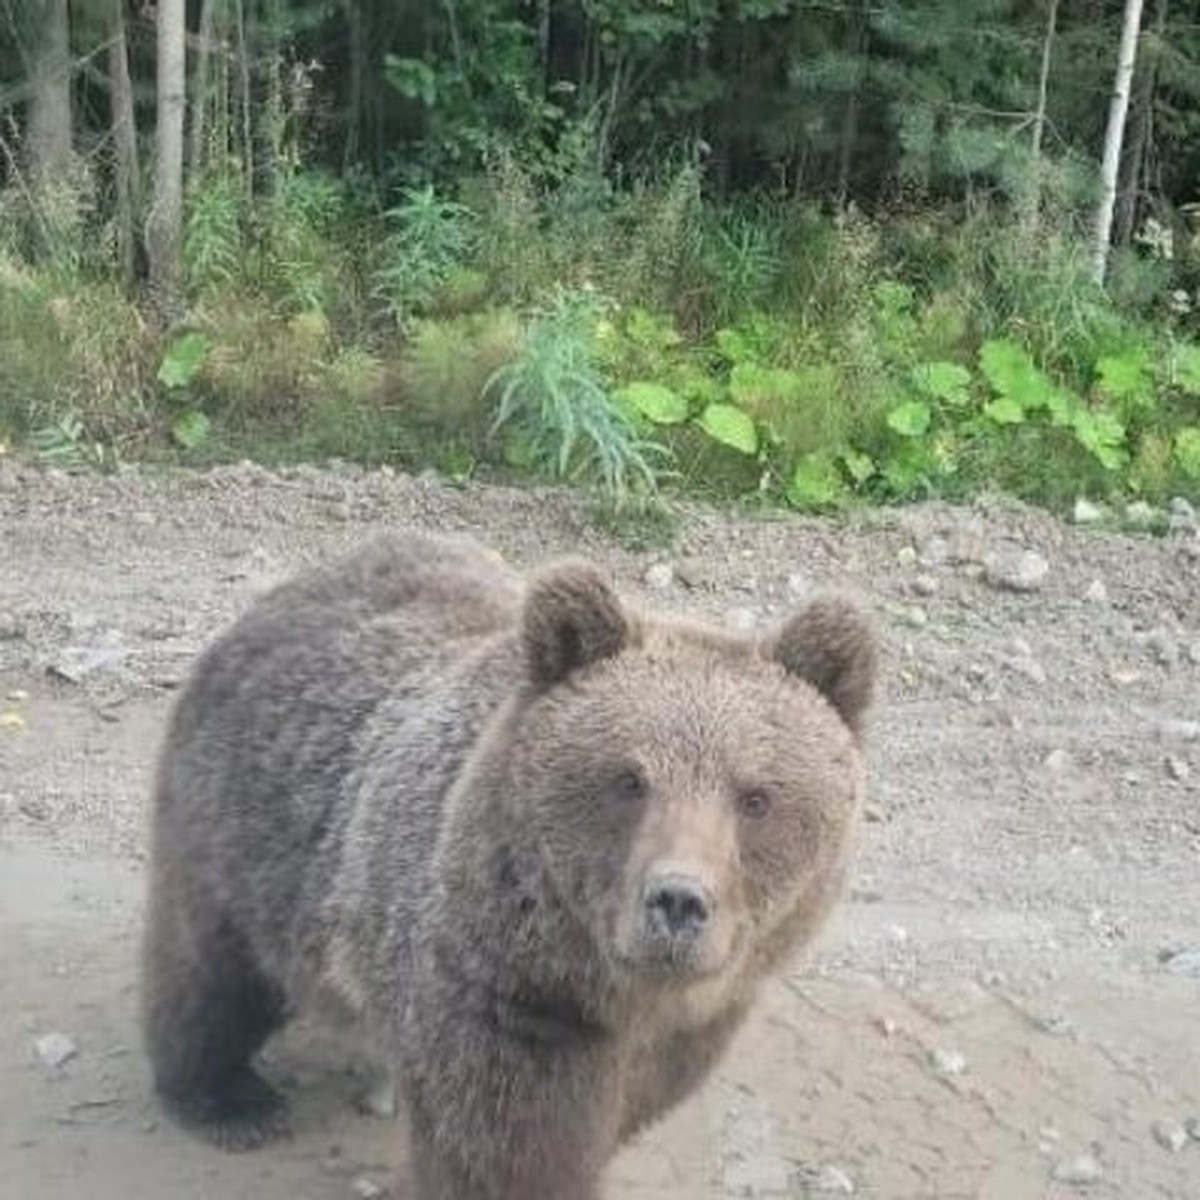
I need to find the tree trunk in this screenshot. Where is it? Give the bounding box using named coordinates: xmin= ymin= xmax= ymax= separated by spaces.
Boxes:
xmin=1114 ymin=0 xmax=1167 ymax=246
xmin=189 ymin=0 xmax=217 ymax=180
xmin=234 ymin=0 xmax=254 ymax=197
xmin=343 ymin=0 xmax=363 ymax=165
xmin=147 ymin=0 xmax=187 ymax=316
xmin=1020 ymin=0 xmax=1059 ymax=242
xmin=1091 ymin=0 xmax=1146 ymax=286
xmin=110 ymin=0 xmax=142 ymax=286
xmin=25 ymin=0 xmax=73 ymax=185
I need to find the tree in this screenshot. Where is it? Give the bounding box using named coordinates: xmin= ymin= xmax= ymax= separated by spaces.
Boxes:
xmin=25 ymin=0 xmax=73 ymax=185
xmin=1091 ymin=0 xmax=1146 ymax=285
xmin=147 ymin=0 xmax=186 ymax=313
xmin=110 ymin=0 xmax=142 ymax=285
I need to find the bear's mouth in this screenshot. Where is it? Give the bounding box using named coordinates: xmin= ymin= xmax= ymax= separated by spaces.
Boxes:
xmin=619 ymin=925 xmax=743 ymax=982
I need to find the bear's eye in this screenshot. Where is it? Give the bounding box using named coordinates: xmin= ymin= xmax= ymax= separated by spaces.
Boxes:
xmin=736 ymin=788 xmax=772 ymax=820
xmin=610 ymin=767 xmax=647 ymax=802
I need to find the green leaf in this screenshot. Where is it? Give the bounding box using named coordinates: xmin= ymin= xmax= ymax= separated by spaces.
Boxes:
xmin=614 ymin=381 xmax=688 ymax=425
xmin=1095 ymin=350 xmax=1152 ymax=406
xmin=714 ymin=327 xmax=757 ymax=366
xmin=787 ymin=451 xmax=846 ymax=509
xmin=911 ymin=360 xmax=971 ymax=404
xmin=170 ymin=409 xmax=210 ymax=450
xmin=982 ymin=396 xmax=1026 ymax=425
xmin=1071 ymin=408 xmax=1127 ymax=469
xmin=886 ymin=400 xmax=932 ymax=437
xmin=1174 ymin=427 xmax=1200 ymax=480
xmin=1173 ymin=344 xmax=1200 ymax=397
xmin=697 ymin=403 xmax=758 ymax=455
xmin=978 ymin=338 xmax=1052 ymax=410
xmin=729 ymin=362 xmax=805 ymax=411
xmin=157 ymin=332 xmax=209 ymax=390
xmin=841 ymin=449 xmax=876 ymax=485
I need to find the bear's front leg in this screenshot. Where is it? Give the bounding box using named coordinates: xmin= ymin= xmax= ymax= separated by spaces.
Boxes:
xmin=402 ymin=1000 xmax=616 ymax=1200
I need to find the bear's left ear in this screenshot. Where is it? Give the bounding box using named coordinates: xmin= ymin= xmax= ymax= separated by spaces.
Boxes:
xmin=767 ymin=594 xmax=878 ymax=735
xmin=523 ymin=561 xmax=629 ymax=688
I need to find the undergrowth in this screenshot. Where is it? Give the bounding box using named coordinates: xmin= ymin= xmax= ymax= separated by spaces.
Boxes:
xmin=2 ymin=153 xmax=1199 ymax=515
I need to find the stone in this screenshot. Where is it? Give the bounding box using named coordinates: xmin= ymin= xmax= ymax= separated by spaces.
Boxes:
xmin=350 ymin=1177 xmax=387 ymax=1200
xmin=912 ymin=574 xmax=939 ymax=598
xmin=1162 ymin=948 xmax=1200 ymax=979
xmin=35 ymin=1032 xmax=78 ymax=1069
xmin=1043 ymin=748 xmax=1073 ymax=773
xmin=643 ymin=563 xmax=674 ymax=591
xmin=928 ymin=1047 xmax=967 ymax=1076
xmin=984 ymin=549 xmax=1049 ymax=594
xmin=896 ymin=545 xmax=918 ymax=568
xmin=1166 ymin=756 xmax=1191 ymax=783
xmin=1152 ymin=1120 xmax=1187 ymax=1153
xmin=1084 ymin=579 xmax=1108 ymax=604
xmin=810 ymin=1165 xmax=855 ymax=1194
xmin=0 ymin=610 xmax=23 ymax=640
xmin=1052 ymin=1155 xmax=1102 ymax=1186
xmin=1124 ymin=500 xmax=1161 ymax=531
xmin=1072 ymin=498 xmax=1106 ymax=525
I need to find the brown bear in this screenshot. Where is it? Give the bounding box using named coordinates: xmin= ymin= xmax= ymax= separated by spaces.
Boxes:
xmin=142 ymin=530 xmax=877 ymax=1199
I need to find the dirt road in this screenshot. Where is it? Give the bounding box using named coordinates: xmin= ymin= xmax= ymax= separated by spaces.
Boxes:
xmin=1 ymin=459 xmax=1198 ymax=1199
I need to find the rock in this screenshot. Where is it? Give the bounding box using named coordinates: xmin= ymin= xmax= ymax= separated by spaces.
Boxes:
xmin=984 ymin=549 xmax=1049 ymax=594
xmin=350 ymin=1177 xmax=387 ymax=1200
xmin=35 ymin=1032 xmax=78 ymax=1069
xmin=1162 ymin=948 xmax=1200 ymax=979
xmin=1153 ymin=1120 xmax=1188 ymax=1153
xmin=1168 ymin=495 xmax=1196 ymax=525
xmin=810 ymin=1164 xmax=855 ymax=1194
xmin=946 ymin=516 xmax=988 ymax=565
xmin=0 ymin=610 xmax=24 ymax=640
xmin=1186 ymin=1116 xmax=1200 ymax=1143
xmin=643 ymin=562 xmax=674 ymax=591
xmin=724 ymin=607 xmax=759 ymax=635
xmin=1166 ymin=755 xmax=1191 ymax=783
xmin=897 ymin=604 xmax=928 ymax=629
xmin=357 ymin=1077 xmax=397 ymax=1120
xmin=1158 ymin=718 xmax=1200 ymax=743
xmin=1145 ymin=629 xmax=1177 ymax=667
xmin=911 ymin=574 xmax=939 ymax=598
xmin=896 ymin=545 xmax=918 ymax=568
xmin=1124 ymin=500 xmax=1162 ymax=531
xmin=784 ymin=572 xmax=810 ymax=602
xmin=1052 ymin=1155 xmax=1102 ymax=1186
xmin=1073 ymin=498 xmax=1107 ymax=525
xmin=1084 ymin=579 xmax=1108 ymax=604
xmin=916 ymin=536 xmax=948 ymax=568
xmin=674 ymin=559 xmax=710 ymax=591
xmin=1043 ymin=748 xmax=1073 ymax=773
xmin=1189 ymin=643 xmax=1200 ymax=667
xmin=928 ymin=1047 xmax=967 ymax=1076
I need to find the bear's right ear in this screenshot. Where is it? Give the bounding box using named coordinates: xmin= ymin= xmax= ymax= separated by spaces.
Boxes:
xmin=523 ymin=562 xmax=629 ymax=688
xmin=768 ymin=594 xmax=878 ymax=736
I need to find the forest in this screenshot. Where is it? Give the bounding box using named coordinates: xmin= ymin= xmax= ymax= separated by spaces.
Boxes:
xmin=2 ymin=0 xmax=1199 ymax=515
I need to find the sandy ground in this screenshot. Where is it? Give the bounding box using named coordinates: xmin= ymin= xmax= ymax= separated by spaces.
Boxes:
xmin=1 ymin=458 xmax=1198 ymax=1199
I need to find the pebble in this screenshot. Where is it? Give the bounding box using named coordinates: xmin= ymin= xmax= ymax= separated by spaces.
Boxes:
xmin=897 ymin=604 xmax=928 ymax=629
xmin=350 ymin=1177 xmax=387 ymax=1200
xmin=1125 ymin=500 xmax=1161 ymax=530
xmin=1162 ymin=948 xmax=1200 ymax=979
xmin=784 ymin=572 xmax=809 ymax=601
xmin=984 ymin=549 xmax=1049 ymax=593
xmin=917 ymin=536 xmax=948 ymax=568
xmin=1166 ymin=756 xmax=1191 ymax=782
xmin=35 ymin=1032 xmax=78 ymax=1069
xmin=928 ymin=1047 xmax=967 ymax=1076
xmin=1073 ymin=498 xmax=1107 ymax=525
xmin=1153 ymin=1120 xmax=1188 ymax=1153
xmin=0 ymin=610 xmax=24 ymax=640
xmin=1044 ymin=748 xmax=1073 ymax=773
xmin=357 ymin=1078 xmax=397 ymax=1120
xmin=1189 ymin=643 xmax=1200 ymax=667
xmin=896 ymin=545 xmax=918 ymax=567
xmin=810 ymin=1164 xmax=855 ymax=1194
xmin=643 ymin=562 xmax=674 ymax=591
xmin=1052 ymin=1155 xmax=1102 ymax=1185
xmin=1186 ymin=1116 xmax=1200 ymax=1142
xmin=724 ymin=607 xmax=759 ymax=634
xmin=675 ymin=559 xmax=709 ymax=590
xmin=1146 ymin=629 xmax=1177 ymax=667
xmin=911 ymin=574 xmax=939 ymax=597
xmin=1084 ymin=579 xmax=1108 ymax=604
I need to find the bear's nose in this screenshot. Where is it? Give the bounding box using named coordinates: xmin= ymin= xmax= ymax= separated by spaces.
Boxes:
xmin=644 ymin=875 xmax=714 ymax=940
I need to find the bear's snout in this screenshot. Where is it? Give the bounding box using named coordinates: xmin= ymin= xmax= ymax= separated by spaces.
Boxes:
xmin=642 ymin=871 xmax=715 ymax=942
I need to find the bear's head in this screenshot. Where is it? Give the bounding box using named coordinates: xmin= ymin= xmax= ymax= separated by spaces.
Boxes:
xmin=508 ymin=559 xmax=877 ymax=1002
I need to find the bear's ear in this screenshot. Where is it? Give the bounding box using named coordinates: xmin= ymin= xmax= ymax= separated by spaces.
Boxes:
xmin=523 ymin=561 xmax=629 ymax=688
xmin=768 ymin=594 xmax=878 ymax=735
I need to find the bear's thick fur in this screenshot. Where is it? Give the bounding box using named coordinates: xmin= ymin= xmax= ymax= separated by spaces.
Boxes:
xmin=142 ymin=531 xmax=877 ymax=1199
